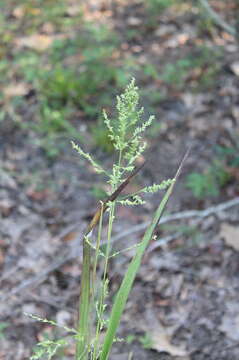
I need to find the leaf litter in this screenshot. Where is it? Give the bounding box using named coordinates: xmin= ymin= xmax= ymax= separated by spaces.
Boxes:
xmin=1 ymin=0 xmax=239 ymax=359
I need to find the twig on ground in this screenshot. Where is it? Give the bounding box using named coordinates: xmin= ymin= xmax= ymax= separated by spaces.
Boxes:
xmin=0 ymin=265 xmax=20 ymax=284
xmin=1 ymin=197 xmax=239 ymax=302
xmin=199 ymin=0 xmax=236 ymax=36
xmin=146 ymin=232 xmax=182 ymax=253
xmin=29 ymin=293 xmax=66 ymax=309
xmin=29 ymin=292 xmax=78 ymax=312
xmin=0 ymin=252 xmax=74 ymax=302
xmin=111 ymin=196 xmax=239 ymax=243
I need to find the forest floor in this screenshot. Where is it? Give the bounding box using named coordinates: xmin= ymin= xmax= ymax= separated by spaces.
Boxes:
xmin=0 ymin=1 xmax=239 ymax=359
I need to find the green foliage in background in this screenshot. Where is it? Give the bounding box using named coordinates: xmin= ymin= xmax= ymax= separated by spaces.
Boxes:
xmin=138 ymin=333 xmax=154 ymax=349
xmin=186 ymin=159 xmax=231 ymax=198
xmin=161 ymin=45 xmax=221 ymax=90
xmin=0 ymin=0 xmax=230 ymax=159
xmin=215 ymin=144 xmax=239 ymax=167
xmin=0 ymin=2 xmax=132 ymax=157
xmin=0 ymin=322 xmax=9 ymax=339
xmin=38 ymin=24 xmax=123 ymax=116
xmin=186 ymin=140 xmax=239 ymax=199
xmin=146 ymin=0 xmax=175 ymax=15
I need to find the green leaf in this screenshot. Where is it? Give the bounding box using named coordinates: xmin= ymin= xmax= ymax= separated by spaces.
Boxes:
xmin=99 ymin=151 xmax=189 ymax=360
xmin=76 ymin=237 xmax=92 ymax=360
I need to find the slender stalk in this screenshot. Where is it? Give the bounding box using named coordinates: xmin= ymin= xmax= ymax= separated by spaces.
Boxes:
xmin=77 ymin=161 xmax=145 ymax=360
xmin=99 ymin=185 xmax=173 ymax=360
xmin=93 ymin=202 xmax=116 ymax=359
xmin=92 ymin=204 xmax=104 ymax=360
xmin=103 ymin=202 xmax=115 ymax=283
xmin=76 ymin=235 xmax=92 ymax=360
xmin=93 ymin=151 xmax=121 ymax=359
xmin=92 ymin=202 xmax=104 ymax=299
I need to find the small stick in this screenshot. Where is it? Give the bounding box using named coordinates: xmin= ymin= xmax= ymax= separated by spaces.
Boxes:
xmin=199 ymin=0 xmax=236 ymax=36
xmin=2 ymin=196 xmax=239 ymax=301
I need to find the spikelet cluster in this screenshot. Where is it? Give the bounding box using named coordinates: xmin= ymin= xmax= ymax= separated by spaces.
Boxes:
xmin=72 ymin=78 xmax=175 ymax=200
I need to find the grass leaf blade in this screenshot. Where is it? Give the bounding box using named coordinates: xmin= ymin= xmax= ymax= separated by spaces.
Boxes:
xmin=100 ymin=180 xmax=174 ymax=360
xmin=99 ymin=150 xmax=189 ymax=360
xmin=76 ymin=238 xmax=91 ymax=360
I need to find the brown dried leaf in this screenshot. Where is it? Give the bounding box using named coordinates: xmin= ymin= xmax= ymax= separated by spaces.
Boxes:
xmin=0 ymin=248 xmax=4 ymax=266
xmin=4 ymin=83 xmax=30 ymax=98
xmin=150 ymin=330 xmax=188 ymax=357
xmin=41 ymin=22 xmax=55 ymax=34
xmin=26 ymin=187 xmax=50 ymax=201
xmin=231 ymin=106 xmax=239 ymax=123
xmin=62 ymin=230 xmax=78 ymax=242
xmin=226 ymin=166 xmax=239 ymax=181
xmin=0 ymin=199 xmax=15 ymax=216
xmin=66 ymin=4 xmax=82 ymax=16
xmin=12 ymin=5 xmax=25 ymax=18
xmin=15 ymin=34 xmax=54 ymax=51
xmin=139 ymin=308 xmax=189 ymax=357
xmin=230 ymin=61 xmax=239 ymax=77
xmin=127 ymin=16 xmax=142 ymax=26
xmin=220 ymin=223 xmax=239 ymax=251
xmin=56 ymin=310 xmax=71 ymax=326
xmin=219 ymin=301 xmax=239 ymax=341
xmin=154 ymin=24 xmax=177 ymax=37
xmin=0 ymin=170 xmax=17 ymax=189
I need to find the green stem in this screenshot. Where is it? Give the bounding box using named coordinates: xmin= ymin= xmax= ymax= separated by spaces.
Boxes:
xmin=99 ymin=151 xmax=189 ymax=360
xmin=103 ymin=202 xmax=115 ymax=282
xmin=93 ymin=164 xmax=119 ymax=359
xmin=100 ymin=182 xmax=174 ymax=360
xmin=92 ymin=204 xmax=104 ymax=360
xmin=92 ymin=202 xmax=104 ymax=299
xmin=76 ymin=235 xmax=92 ymax=360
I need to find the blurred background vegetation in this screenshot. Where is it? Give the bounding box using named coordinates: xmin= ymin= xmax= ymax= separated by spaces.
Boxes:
xmin=0 ymin=0 xmax=238 ymax=199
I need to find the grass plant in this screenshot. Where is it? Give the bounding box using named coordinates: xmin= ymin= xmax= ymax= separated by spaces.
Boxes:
xmin=186 ymin=155 xmax=232 ymax=199
xmin=161 ymin=45 xmax=221 ymax=90
xmin=29 ymin=79 xmax=186 ymax=360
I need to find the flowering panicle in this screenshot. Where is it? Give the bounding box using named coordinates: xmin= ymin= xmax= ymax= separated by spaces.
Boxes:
xmin=142 ymin=179 xmax=175 ymax=193
xmin=72 ymin=78 xmax=173 ymax=202
xmin=103 ymin=79 xmax=153 ymax=173
xmin=71 ymin=141 xmax=107 ymax=175
xmin=118 ymin=195 xmax=145 ymax=206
